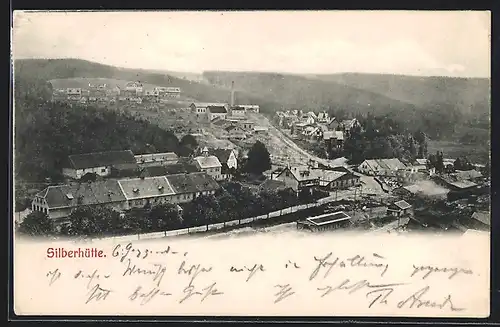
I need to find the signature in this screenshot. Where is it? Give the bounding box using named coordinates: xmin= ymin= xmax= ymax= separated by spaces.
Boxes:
xmin=178 ymin=282 xmax=224 ymax=304
xmin=309 ymin=252 xmax=389 ymax=281
xmin=85 ymin=284 xmax=112 ymax=304
xmin=318 ymin=278 xmax=407 ymax=297
xmin=129 ymin=286 xmax=172 ymax=305
xmin=410 ymin=265 xmax=473 ymax=280
xmin=229 ymin=264 xmax=265 ymax=282
xmin=122 ymin=259 xmax=167 ymax=287
xmin=397 ymin=286 xmax=464 ymax=311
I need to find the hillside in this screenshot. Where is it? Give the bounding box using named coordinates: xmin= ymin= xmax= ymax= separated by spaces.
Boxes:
xmin=13 ymin=59 xmax=282 ymax=113
xmin=306 ymin=73 xmax=490 ymax=117
xmin=203 ymin=71 xmax=420 ymax=116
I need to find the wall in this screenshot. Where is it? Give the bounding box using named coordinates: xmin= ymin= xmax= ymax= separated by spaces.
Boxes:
xmin=274 ymin=171 xmax=299 ymax=192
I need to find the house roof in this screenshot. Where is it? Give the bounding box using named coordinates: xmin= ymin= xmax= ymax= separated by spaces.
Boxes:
xmin=415 ymin=158 xmax=428 ymax=165
xmin=393 ymin=200 xmax=412 ymax=210
xmin=36 ymin=180 xmax=127 ymax=209
xmin=191 ymin=102 xmax=227 ymax=108
xmin=166 ymin=172 xmax=220 ymax=194
xmin=194 ymin=155 xmax=222 ymax=169
xmin=455 ymin=170 xmax=483 ymax=180
xmin=342 ymin=119 xmax=358 ymax=129
xmin=67 ymin=150 xmax=137 ymax=169
xmin=307 ymin=211 xmax=351 ymax=226
xmin=279 ymin=166 xmax=319 ymax=182
xmin=135 ymin=152 xmax=178 ymax=163
xmin=472 ymin=211 xmax=490 ymax=226
xmin=225 ymin=125 xmax=245 ymax=133
xmin=323 ymin=131 xmax=344 ymax=140
xmin=118 ymin=176 xmax=176 ymax=200
xmin=141 ymin=163 xmax=200 ymax=177
xmin=360 ymin=158 xmax=406 ymax=172
xmin=239 ymin=104 xmax=259 ymax=109
xmin=311 ymin=169 xmax=347 ymax=182
xmin=210 ymin=149 xmax=234 ymax=164
xmin=448 ymin=180 xmax=477 ymax=189
xmin=208 ymin=106 xmax=228 ymax=114
xmin=259 ymin=179 xmax=288 ymax=192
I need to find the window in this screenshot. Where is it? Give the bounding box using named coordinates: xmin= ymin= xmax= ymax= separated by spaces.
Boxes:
xmin=101 ymin=168 xmax=106 ymax=173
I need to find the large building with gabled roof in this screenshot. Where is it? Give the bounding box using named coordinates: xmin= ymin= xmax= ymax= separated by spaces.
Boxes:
xmin=62 ymin=150 xmax=139 ymax=179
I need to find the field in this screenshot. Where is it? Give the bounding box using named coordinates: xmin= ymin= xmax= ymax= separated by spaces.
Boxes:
xmin=427 ymin=140 xmax=490 ymax=164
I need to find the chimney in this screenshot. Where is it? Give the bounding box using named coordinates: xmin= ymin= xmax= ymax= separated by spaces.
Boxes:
xmin=230 ymin=81 xmax=235 ymax=107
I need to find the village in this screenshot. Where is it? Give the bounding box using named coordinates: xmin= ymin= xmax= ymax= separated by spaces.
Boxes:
xmin=16 ymin=77 xmax=491 ymax=239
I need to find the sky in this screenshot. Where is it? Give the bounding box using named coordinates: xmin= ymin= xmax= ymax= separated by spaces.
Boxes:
xmin=12 ymin=11 xmax=491 ymax=77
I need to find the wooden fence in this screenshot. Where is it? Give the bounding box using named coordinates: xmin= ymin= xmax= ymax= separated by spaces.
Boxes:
xmin=94 ymin=202 xmax=321 ymax=243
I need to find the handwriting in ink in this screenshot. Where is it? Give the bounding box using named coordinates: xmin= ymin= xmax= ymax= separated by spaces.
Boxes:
xmin=410 ymin=265 xmax=473 ymax=280
xmin=285 ymin=260 xmax=300 ymax=269
xmin=85 ymin=284 xmax=112 ymax=304
xmin=397 ymin=286 xmax=464 ymax=311
xmin=365 ymin=287 xmax=395 ymax=308
xmin=74 ymin=269 xmax=111 ymax=289
xmin=317 ymin=279 xmax=407 ymax=297
xmin=46 ymin=268 xmax=61 ymax=286
xmin=122 ymin=259 xmax=167 ymax=287
xmin=346 ymin=254 xmax=389 ymax=277
xmin=309 ymin=252 xmax=340 ymax=281
xmin=274 ymin=284 xmax=295 ymax=304
xmin=178 ymin=282 xmax=223 ymax=304
xmin=177 ymin=260 xmax=213 ymax=286
xmin=128 ymin=286 xmax=172 ymax=305
xmin=229 ymin=264 xmax=265 ymax=282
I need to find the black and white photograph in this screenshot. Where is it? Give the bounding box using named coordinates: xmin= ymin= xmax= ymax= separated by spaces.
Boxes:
xmin=11 ymin=10 xmax=491 ymax=317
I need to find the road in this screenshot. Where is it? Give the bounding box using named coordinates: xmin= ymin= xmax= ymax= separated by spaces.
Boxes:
xmin=248 ymin=113 xmax=347 ymax=167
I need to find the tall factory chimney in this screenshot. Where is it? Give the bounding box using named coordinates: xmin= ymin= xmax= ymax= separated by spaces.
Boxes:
xmin=230 ymin=81 xmax=235 ymax=107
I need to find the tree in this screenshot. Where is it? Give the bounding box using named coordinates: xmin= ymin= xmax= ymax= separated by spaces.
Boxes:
xmin=245 ymin=141 xmax=271 ymax=175
xmin=67 ymin=206 xmax=120 ymax=237
xmin=179 ymin=134 xmax=198 ymax=157
xmin=18 ymin=211 xmax=54 ymax=236
xmin=149 ymin=203 xmax=180 ymax=230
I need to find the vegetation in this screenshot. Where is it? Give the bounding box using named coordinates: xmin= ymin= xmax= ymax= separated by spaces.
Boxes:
xmin=339 ymin=114 xmax=428 ymax=164
xmin=18 ymin=211 xmax=54 ymax=236
xmin=244 ymin=141 xmax=272 ymax=175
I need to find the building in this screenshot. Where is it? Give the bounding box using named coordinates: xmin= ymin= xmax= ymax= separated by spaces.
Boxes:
xmin=432 ymin=175 xmax=478 ymax=192
xmin=125 ymin=81 xmax=143 ymax=94
xmin=62 ymin=150 xmax=139 ymax=179
xmin=226 ymin=125 xmax=247 ymax=141
xmin=274 ymin=166 xmax=320 ymax=193
xmin=327 ymin=117 xmax=340 ymax=130
xmin=165 ymin=172 xmax=220 ymax=202
xmin=341 ymin=118 xmax=361 ymax=136
xmin=66 ymin=88 xmax=82 ymax=98
xmin=31 ymin=180 xmax=128 ymax=223
xmin=387 ymin=200 xmax=412 ymax=217
xmin=209 ymin=148 xmax=238 ymax=170
xmin=140 ymin=162 xmax=200 ymax=177
xmin=258 ymin=179 xmax=288 ymax=192
xmin=357 ymin=158 xmax=407 ymax=176
xmin=207 ymin=106 xmax=228 ymax=121
xmin=317 ymin=112 xmax=330 ymax=123
xmin=193 ymin=148 xmax=224 ymax=180
xmin=118 ymin=176 xmax=177 ymax=209
xmin=471 ymin=211 xmax=490 ymax=229
xmin=162 ymin=87 xmax=181 ymax=98
xmin=297 ymin=211 xmax=352 ymax=232
xmin=239 ymin=104 xmax=260 ymax=113
xmin=231 ymin=106 xmax=247 ymax=118
xmin=312 ymin=169 xmax=361 ymax=190
xmin=253 ymin=126 xmax=269 ymax=134
xmin=190 ymin=102 xmax=228 ymax=115
xmin=31 ymin=173 xmax=220 ymax=224
xmin=135 ymin=152 xmax=179 ymax=167
xmin=240 ymin=120 xmax=255 ymax=131
xmin=455 ymin=170 xmax=483 ymax=182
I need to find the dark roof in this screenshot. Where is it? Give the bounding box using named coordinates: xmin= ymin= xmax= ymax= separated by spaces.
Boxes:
xmin=208 ymin=106 xmax=228 ymax=114
xmin=330 ymin=166 xmax=352 ymax=174
xmin=67 ymin=150 xmax=136 ymax=169
xmin=35 ymin=180 xmax=127 ymax=209
xmin=307 ymin=211 xmax=351 ymax=226
xmin=210 ymin=149 xmax=234 ymax=164
xmin=166 ymin=172 xmax=220 ymax=194
xmin=142 ymin=163 xmax=200 ymax=176
xmin=259 ymin=179 xmax=287 ymax=192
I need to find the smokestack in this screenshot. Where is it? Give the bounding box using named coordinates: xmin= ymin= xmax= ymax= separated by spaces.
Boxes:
xmin=230 ymin=81 xmax=235 ymax=107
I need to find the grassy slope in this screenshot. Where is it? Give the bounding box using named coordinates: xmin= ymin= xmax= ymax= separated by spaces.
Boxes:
xmin=306 ymin=72 xmax=490 ymax=116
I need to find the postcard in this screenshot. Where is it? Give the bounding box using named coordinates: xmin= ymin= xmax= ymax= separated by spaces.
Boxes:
xmin=11 ymin=10 xmax=491 ymax=318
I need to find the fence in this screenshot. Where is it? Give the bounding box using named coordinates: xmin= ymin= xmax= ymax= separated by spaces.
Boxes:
xmin=95 ymin=201 xmax=322 ymax=242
